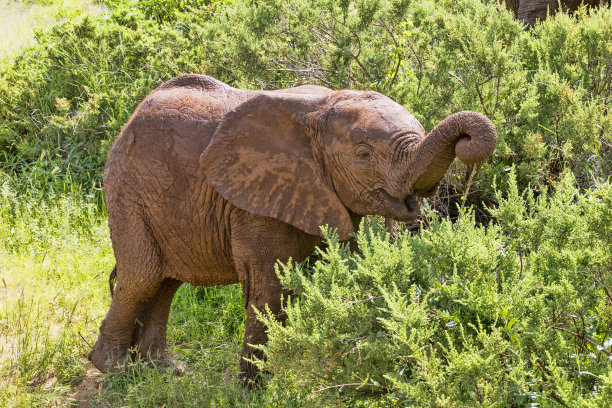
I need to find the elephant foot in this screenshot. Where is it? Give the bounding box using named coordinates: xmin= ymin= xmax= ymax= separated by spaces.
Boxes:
xmin=88 ymin=339 xmax=128 ymax=373
xmin=90 ymin=342 xmax=186 ymax=376
xmin=147 ymin=350 xmax=187 ymax=376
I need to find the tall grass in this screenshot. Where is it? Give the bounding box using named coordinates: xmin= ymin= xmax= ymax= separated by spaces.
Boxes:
xmin=0 ymin=171 xmax=254 ymax=406
xmin=0 ymin=169 xmax=111 ymax=406
xmin=0 ymin=0 xmax=106 ymax=59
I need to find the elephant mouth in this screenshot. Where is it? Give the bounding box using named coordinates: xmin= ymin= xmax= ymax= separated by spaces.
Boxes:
xmin=374 ymin=189 xmax=422 ymax=221
xmin=403 ymin=193 xmax=421 ymax=215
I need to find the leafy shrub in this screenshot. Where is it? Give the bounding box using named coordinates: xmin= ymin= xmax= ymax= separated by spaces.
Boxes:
xmin=0 ymin=168 xmax=105 ymax=256
xmin=259 ymin=172 xmax=612 ymax=406
xmin=207 ymin=0 xmax=611 ymax=212
xmin=101 ymin=0 xmax=224 ymax=23
xmin=1 ymin=0 xmax=610 ymax=208
xmin=0 ymin=6 xmax=220 ymax=186
xmin=1 ymin=1 xmax=611 ymax=405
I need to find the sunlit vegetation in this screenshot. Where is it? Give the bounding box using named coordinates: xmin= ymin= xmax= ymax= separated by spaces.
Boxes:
xmin=0 ymin=0 xmax=610 ymax=406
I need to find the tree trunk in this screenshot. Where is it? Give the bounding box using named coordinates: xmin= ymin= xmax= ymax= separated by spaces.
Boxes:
xmin=518 ymin=0 xmax=557 ymax=26
xmin=517 ymin=0 xmax=606 ymax=26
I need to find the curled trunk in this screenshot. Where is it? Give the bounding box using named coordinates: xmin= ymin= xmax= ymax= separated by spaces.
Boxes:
xmin=409 ymin=111 xmax=497 ymax=194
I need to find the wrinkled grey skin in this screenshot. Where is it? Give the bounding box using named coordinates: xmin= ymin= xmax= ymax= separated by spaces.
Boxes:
xmin=89 ymin=74 xmax=497 ymax=383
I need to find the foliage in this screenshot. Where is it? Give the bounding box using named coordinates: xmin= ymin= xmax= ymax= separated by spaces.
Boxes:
xmin=0 ymin=0 xmax=105 ymax=59
xmin=0 ymin=5 xmax=221 ymax=188
xmin=1 ymin=0 xmax=611 ymax=406
xmin=101 ymin=0 xmax=226 ymax=23
xmin=208 ymin=0 xmax=611 ymax=209
xmin=1 ymin=0 xmax=610 ymax=213
xmin=260 ymin=172 xmax=612 ymax=406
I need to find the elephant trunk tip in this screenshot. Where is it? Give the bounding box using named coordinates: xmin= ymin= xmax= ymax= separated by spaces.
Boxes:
xmin=451 ymin=111 xmax=497 ymax=165
xmin=408 ymin=111 xmax=497 ymax=192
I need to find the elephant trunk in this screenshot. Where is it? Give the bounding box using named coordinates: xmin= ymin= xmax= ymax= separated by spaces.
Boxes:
xmin=407 ymin=111 xmax=497 ymax=195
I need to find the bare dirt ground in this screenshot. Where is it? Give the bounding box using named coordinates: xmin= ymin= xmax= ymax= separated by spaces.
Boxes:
xmin=69 ymin=367 xmax=102 ymax=408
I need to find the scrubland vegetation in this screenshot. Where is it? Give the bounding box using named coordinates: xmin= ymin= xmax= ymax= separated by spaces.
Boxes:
xmin=0 ymin=0 xmax=610 ymax=406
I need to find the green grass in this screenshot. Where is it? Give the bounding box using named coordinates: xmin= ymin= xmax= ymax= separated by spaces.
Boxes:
xmin=0 ymin=0 xmax=106 ymax=59
xmin=0 ymin=0 xmax=610 ymax=405
xmin=0 ymin=173 xmax=285 ymax=407
xmin=0 ymin=174 xmax=110 ymax=406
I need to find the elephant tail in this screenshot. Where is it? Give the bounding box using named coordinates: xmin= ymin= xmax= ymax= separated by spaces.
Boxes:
xmin=109 ymin=265 xmax=117 ymax=297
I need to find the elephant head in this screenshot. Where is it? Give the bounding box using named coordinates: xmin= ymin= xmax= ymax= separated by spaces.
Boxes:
xmin=202 ymin=91 xmax=497 ymax=240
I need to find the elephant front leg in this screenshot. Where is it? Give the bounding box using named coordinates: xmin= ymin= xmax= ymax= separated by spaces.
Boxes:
xmin=236 ymin=262 xmax=289 ymax=384
xmin=230 ymin=210 xmax=322 ymax=385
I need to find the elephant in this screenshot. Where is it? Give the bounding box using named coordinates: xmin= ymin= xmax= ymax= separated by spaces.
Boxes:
xmin=502 ymin=0 xmax=608 ymax=26
xmin=88 ymin=74 xmax=497 ymax=383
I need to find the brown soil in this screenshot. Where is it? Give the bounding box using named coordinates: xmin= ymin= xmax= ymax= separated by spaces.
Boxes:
xmin=69 ymin=367 xmax=102 ymax=408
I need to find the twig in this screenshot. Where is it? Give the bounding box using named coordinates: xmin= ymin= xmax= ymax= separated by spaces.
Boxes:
xmin=377 ymin=19 xmax=402 ymax=89
xmin=448 ymin=71 xmax=465 ymax=85
xmin=474 ymin=81 xmax=490 ymax=117
xmin=459 ymin=164 xmax=477 ymax=213
xmin=308 ymin=368 xmax=335 ymax=383
xmin=494 ymin=75 xmax=501 ymax=114
xmin=349 ymin=33 xmax=373 ymax=80
xmin=602 ymin=286 xmax=612 ymax=307
xmin=552 ymin=326 xmax=612 ymax=357
xmin=345 ymin=293 xmax=406 ymax=305
xmin=327 ymin=14 xmax=373 ymax=81
xmin=78 ymin=331 xmax=93 ymax=349
xmin=518 ymin=240 xmax=523 ymax=279
xmin=314 ymin=382 xmax=373 ymax=393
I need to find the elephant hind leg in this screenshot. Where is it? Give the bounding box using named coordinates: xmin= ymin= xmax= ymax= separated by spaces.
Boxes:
xmin=109 ymin=265 xmax=117 ymax=296
xmin=130 ymin=277 xmax=185 ymax=374
xmin=89 ymin=288 xmax=150 ymax=372
xmin=89 ymin=210 xmax=165 ymax=372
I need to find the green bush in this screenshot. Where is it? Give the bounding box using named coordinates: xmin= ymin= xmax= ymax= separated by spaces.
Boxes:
xmin=101 ymin=0 xmax=225 ymax=23
xmin=1 ymin=1 xmax=611 ymax=405
xmin=2 ymin=0 xmax=609 ymax=214
xmin=211 ymin=0 xmax=611 ymax=211
xmin=0 ymin=6 xmax=221 ymax=187
xmin=259 ymin=171 xmax=612 ymax=406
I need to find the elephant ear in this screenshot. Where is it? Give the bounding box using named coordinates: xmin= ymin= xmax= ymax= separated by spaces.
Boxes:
xmin=201 ymin=93 xmax=354 ymax=240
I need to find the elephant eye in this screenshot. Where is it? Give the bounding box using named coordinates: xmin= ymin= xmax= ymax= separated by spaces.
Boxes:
xmin=354 ymin=144 xmax=373 ymax=162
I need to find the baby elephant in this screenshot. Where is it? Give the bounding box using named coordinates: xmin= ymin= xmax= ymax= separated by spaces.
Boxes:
xmin=89 ymin=74 xmax=497 ymax=382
